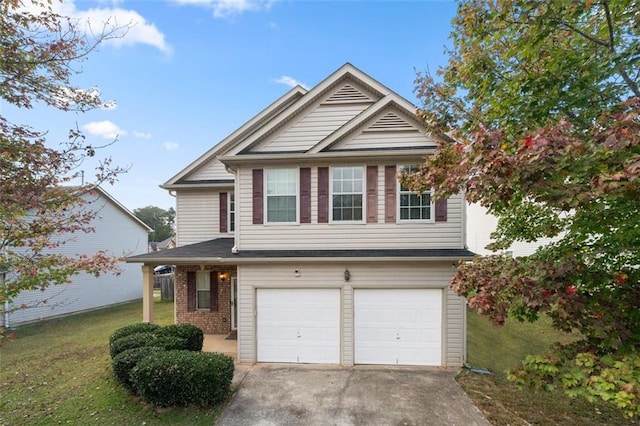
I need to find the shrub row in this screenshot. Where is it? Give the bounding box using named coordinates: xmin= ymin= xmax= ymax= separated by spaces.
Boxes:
xmin=109 ymin=322 xmax=204 ymax=358
xmin=109 ymin=323 xmax=233 ymax=407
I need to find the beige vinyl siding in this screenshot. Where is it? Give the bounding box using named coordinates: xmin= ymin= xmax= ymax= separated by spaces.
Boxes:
xmin=446 ymin=288 xmax=466 ymax=366
xmin=186 ymin=159 xmax=234 ymax=181
xmin=333 ymin=130 xmax=437 ymax=150
xmin=237 ymin=261 xmax=463 ymax=366
xmin=237 ymin=166 xmax=463 ymax=250
xmin=254 ymin=104 xmax=371 ymax=153
xmin=176 ymin=189 xmax=221 ymax=246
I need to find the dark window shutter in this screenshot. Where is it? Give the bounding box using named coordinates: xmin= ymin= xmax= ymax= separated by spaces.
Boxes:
xmin=219 ymin=192 xmax=228 ymax=233
xmin=317 ymin=167 xmax=329 ymax=223
xmin=384 ymin=165 xmax=396 ymax=223
xmin=252 ymin=169 xmax=263 ymax=224
xmin=435 ymin=198 xmax=448 ymax=222
xmin=366 ymin=165 xmax=378 ymax=223
xmin=210 ymin=271 xmax=218 ymax=312
xmin=300 ymin=168 xmax=311 ymax=223
xmin=187 ymin=271 xmax=196 ymax=312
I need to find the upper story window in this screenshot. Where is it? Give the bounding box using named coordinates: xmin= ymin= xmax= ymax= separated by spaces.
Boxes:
xmin=229 ymin=192 xmax=235 ymax=232
xmin=398 ymin=165 xmax=433 ymax=221
xmin=332 ymin=166 xmax=364 ymax=222
xmin=266 ymin=168 xmax=297 ymax=223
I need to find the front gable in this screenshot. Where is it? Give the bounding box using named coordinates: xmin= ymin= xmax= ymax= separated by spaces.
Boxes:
xmin=238 ymin=76 xmax=383 ymax=154
xmin=324 ymin=106 xmax=439 ymax=152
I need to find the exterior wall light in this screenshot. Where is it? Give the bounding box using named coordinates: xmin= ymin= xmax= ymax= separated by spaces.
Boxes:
xmin=218 ymin=272 xmax=229 ymax=281
xmin=344 ymin=268 xmax=351 ymax=282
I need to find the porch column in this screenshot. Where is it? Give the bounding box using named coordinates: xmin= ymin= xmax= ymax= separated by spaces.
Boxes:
xmin=142 ymin=264 xmax=154 ymax=323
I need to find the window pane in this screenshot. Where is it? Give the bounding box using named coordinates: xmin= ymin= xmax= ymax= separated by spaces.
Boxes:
xmin=398 ymin=166 xmax=431 ymax=221
xmin=197 ymin=290 xmax=210 ymax=309
xmin=266 ymin=169 xmax=297 ymax=223
xmin=332 ymin=167 xmax=364 ymax=221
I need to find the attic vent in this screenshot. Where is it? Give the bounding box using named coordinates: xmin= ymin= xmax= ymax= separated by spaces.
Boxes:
xmin=367 ymin=112 xmax=414 ymax=131
xmin=323 ymin=84 xmax=373 ymax=104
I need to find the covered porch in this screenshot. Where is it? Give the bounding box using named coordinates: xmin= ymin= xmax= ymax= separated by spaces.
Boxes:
xmin=203 ymin=334 xmax=238 ymax=359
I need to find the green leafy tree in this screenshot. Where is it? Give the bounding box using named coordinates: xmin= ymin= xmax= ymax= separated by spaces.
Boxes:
xmin=408 ymin=0 xmax=639 ymax=416
xmin=133 ymin=206 xmax=175 ymax=243
xmin=0 ymin=1 xmax=128 ymax=327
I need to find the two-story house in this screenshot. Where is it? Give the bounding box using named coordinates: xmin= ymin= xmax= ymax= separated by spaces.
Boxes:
xmin=127 ymin=64 xmax=474 ymax=367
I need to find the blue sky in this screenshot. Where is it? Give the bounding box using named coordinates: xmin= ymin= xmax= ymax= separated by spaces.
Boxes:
xmin=7 ymin=0 xmax=458 ymax=211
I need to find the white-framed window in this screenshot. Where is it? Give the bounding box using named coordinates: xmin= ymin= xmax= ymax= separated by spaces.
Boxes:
xmin=266 ymin=168 xmax=298 ymax=223
xmin=331 ymin=166 xmax=364 ymax=222
xmin=196 ymin=270 xmax=211 ymax=310
xmin=228 ymin=192 xmax=235 ymax=232
xmin=398 ymin=165 xmax=433 ymax=222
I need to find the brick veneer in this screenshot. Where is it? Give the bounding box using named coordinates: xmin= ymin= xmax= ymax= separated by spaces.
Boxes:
xmin=175 ymin=265 xmax=236 ymax=335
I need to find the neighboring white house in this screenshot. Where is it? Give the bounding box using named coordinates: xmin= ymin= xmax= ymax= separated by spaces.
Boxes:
xmin=4 ymin=187 xmax=151 ymax=327
xmin=466 ymin=203 xmax=557 ymax=257
xmin=128 ymin=63 xmax=475 ymax=367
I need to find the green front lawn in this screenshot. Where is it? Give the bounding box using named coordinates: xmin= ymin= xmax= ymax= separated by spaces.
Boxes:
xmin=0 ymin=299 xmax=226 ymax=425
xmin=460 ymin=311 xmax=637 ymax=425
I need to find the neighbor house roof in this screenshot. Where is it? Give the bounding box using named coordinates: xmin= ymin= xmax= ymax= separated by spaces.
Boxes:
xmin=126 ymin=238 xmax=475 ymax=265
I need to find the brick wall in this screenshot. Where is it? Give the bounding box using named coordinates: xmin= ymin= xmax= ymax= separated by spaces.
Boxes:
xmin=175 ymin=265 xmax=236 ymax=334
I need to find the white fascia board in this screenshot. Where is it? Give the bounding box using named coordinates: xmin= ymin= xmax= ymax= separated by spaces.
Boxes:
xmin=218 ymin=148 xmax=435 ymax=166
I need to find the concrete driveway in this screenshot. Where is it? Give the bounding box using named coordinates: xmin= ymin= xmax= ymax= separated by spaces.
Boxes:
xmin=217 ymin=364 xmax=489 ymax=426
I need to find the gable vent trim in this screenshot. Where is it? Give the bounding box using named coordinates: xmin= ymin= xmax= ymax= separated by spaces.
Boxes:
xmin=365 ymin=112 xmax=415 ymax=132
xmin=322 ymin=84 xmax=374 ymax=104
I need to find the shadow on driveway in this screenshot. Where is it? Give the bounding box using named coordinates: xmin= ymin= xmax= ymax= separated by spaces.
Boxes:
xmin=217 ymin=364 xmax=490 ymax=426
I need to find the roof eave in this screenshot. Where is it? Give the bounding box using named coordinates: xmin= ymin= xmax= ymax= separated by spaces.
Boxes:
xmin=219 ymin=148 xmax=436 ymax=165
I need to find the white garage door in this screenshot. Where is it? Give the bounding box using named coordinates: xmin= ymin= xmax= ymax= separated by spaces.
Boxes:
xmin=257 ymin=289 xmax=340 ymax=364
xmin=355 ymin=289 xmax=442 ymax=366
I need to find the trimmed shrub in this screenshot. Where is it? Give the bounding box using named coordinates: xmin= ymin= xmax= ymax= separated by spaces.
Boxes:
xmin=110 ymin=333 xmax=190 ymax=359
xmin=109 ymin=332 xmax=156 ymax=359
xmin=131 ymin=350 xmax=234 ymax=407
xmin=109 ymin=323 xmax=161 ymax=346
xmin=112 ymin=346 xmax=163 ymax=389
xmin=159 ymin=324 xmax=204 ymax=352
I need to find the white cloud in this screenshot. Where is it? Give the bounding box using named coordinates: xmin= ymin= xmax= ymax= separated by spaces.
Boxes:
xmin=20 ymin=0 xmax=170 ymax=53
xmin=174 ymin=0 xmax=274 ymax=18
xmin=133 ymin=130 xmax=152 ymax=139
xmin=273 ymin=76 xmax=308 ymax=90
xmin=84 ymin=120 xmax=127 ymax=139
xmin=164 ymin=142 xmax=180 ymax=150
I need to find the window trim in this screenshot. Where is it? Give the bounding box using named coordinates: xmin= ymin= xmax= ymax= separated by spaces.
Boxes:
xmin=396 ymin=165 xmax=435 ymax=223
xmin=264 ymin=167 xmax=299 ymax=224
xmin=228 ymin=191 xmax=235 ymax=233
xmin=329 ymin=165 xmax=366 ymax=224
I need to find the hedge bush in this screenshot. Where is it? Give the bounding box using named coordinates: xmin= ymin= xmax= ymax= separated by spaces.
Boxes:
xmin=131 ymin=350 xmax=234 ymax=407
xmin=159 ymin=324 xmax=204 ymax=352
xmin=110 ymin=332 xmax=190 ymax=359
xmin=109 ymin=332 xmax=157 ymax=359
xmin=111 ymin=346 xmax=163 ymax=389
xmin=109 ymin=322 xmax=161 ymax=346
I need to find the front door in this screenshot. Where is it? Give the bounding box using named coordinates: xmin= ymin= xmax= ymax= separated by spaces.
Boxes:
xmin=231 ymin=277 xmax=237 ymax=330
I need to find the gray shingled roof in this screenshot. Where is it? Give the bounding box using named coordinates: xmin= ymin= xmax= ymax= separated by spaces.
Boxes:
xmin=126 ymin=238 xmax=475 ymax=264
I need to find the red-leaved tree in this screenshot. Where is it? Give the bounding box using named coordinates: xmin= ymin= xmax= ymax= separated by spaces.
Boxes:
xmin=1 ymin=0 xmax=129 ymax=327
xmin=407 ymin=0 xmax=640 ymax=416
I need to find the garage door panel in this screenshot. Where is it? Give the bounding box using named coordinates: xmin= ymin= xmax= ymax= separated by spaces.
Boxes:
xmin=257 ymin=289 xmax=340 ymax=364
xmin=355 ymin=289 xmax=442 ymax=366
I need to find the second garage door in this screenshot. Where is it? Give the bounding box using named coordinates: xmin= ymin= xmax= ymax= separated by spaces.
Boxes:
xmin=354 ymin=289 xmax=442 ymax=366
xmin=257 ymin=289 xmax=340 ymax=364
